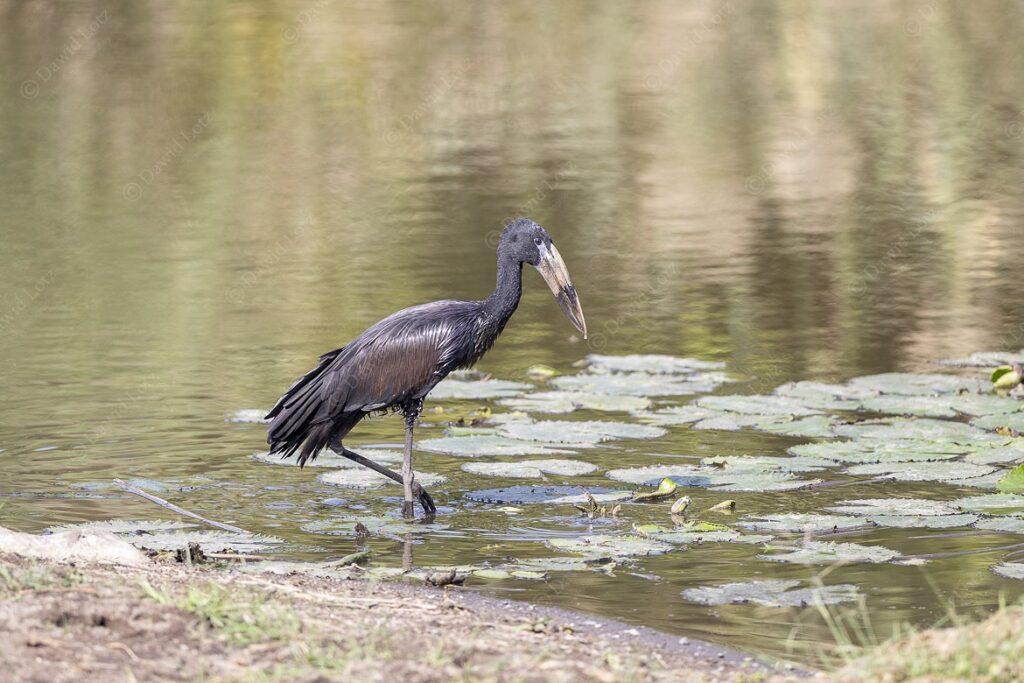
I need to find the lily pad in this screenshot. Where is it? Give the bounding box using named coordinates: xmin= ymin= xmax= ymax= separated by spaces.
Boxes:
xmin=682 ymin=579 xmax=861 ymax=607
xmin=695 ymin=395 xmax=822 ymax=417
xmin=950 ymin=471 xmax=1006 ymax=489
xmin=752 ymin=415 xmax=839 ymax=438
xmin=428 ymin=378 xmax=533 ymax=400
xmin=834 ymin=418 xmax=1005 ymax=445
xmin=860 ymin=396 xmax=959 ymax=418
xmin=300 ymin=515 xmax=448 ymax=537
xmin=637 ymin=405 xmax=718 ymax=426
xmin=758 ymin=540 xmax=903 ymax=565
xmin=701 ymin=455 xmax=836 ymax=473
xmin=739 ymin=514 xmax=869 ymax=534
xmin=847 ymin=373 xmax=989 ymax=396
xmin=845 ymin=461 xmax=996 ymax=483
xmin=499 ymin=391 xmax=651 ymax=414
xmin=252 ymin=449 xmax=402 ymax=468
xmin=317 ymin=468 xmax=446 ymax=489
xmin=992 ymin=562 xmax=1024 ymax=580
xmin=417 ymin=435 xmax=574 ymax=457
xmin=865 ymin=514 xmax=978 ymax=529
xmin=128 ymin=531 xmax=285 ymax=553
xmin=545 ymin=534 xmax=673 ymax=558
xmin=827 ymin=498 xmax=961 ymax=517
xmin=550 ymin=372 xmax=727 ymax=397
xmin=973 ymin=414 xmax=1024 ymax=433
xmin=938 ymin=352 xmax=1024 ymax=368
xmin=465 ymin=485 xmax=629 ymax=505
xmin=498 ymin=419 xmax=665 ymax=445
xmin=773 ymin=381 xmax=875 ymax=411
xmin=513 ymin=556 xmax=612 ymax=573
xmin=46 ymin=520 xmax=199 ymax=535
xmin=951 ymin=493 xmax=1024 ymax=513
xmin=584 ymin=354 xmax=726 ymax=374
xmin=790 ymin=440 xmax=969 ymax=464
xmin=965 ymin=446 xmax=1024 ymax=465
xmin=973 ymin=517 xmax=1024 ymax=534
xmin=460 ymin=459 xmax=598 ymax=479
xmin=606 ymin=464 xmax=818 ymax=492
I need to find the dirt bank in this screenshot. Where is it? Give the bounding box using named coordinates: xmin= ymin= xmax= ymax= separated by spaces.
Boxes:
xmin=0 ymin=552 xmax=787 ymax=682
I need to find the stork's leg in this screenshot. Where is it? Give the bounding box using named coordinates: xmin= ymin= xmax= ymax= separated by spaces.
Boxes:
xmin=327 ymin=434 xmax=435 ymax=515
xmin=401 ymin=403 xmax=422 ymax=519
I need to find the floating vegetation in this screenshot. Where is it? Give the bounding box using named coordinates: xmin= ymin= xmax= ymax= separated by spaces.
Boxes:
xmin=938 ymin=352 xmax=1024 ymax=368
xmin=973 ymin=517 xmax=1024 ymax=534
xmin=773 ymin=381 xmax=875 ymax=411
xmin=300 ymin=515 xmax=449 ymax=537
xmin=638 ymin=521 xmax=773 ymax=545
xmin=846 ymin=373 xmax=989 ymax=396
xmin=827 ymin=498 xmax=962 ymax=517
xmin=497 ymin=418 xmax=666 ymax=445
xmin=681 ymin=579 xmax=860 ymax=608
xmin=317 ymin=468 xmax=446 ymax=489
xmin=49 ymin=520 xmax=286 ymax=553
xmin=695 ymin=395 xmax=823 ymax=417
xmin=637 ymin=405 xmax=717 ymax=426
xmin=965 ymin=447 xmax=1024 ymax=466
xmin=226 ymin=409 xmax=268 ymax=423
xmin=252 ymin=449 xmax=402 ymax=468
xmin=583 ymin=354 xmax=726 ymax=374
xmin=45 ymin=519 xmax=198 ymax=535
xmin=860 ymin=394 xmax=1021 ymax=418
xmin=833 ymin=418 xmax=1005 ymax=445
xmin=972 ymin=414 xmax=1024 ymax=433
xmin=460 ymin=459 xmax=598 ymax=479
xmin=701 ymin=455 xmax=836 ymax=473
xmin=607 ymin=463 xmax=820 ymax=492
xmin=789 ymin=439 xmax=969 ymax=464
xmin=546 ymin=490 xmax=633 ymax=505
xmin=499 ymin=391 xmax=651 ymax=414
xmin=513 ymin=556 xmax=613 ymax=573
xmin=844 ymin=461 xmax=996 ymax=483
xmin=632 ymin=477 xmax=678 ymax=502
xmin=428 ymin=378 xmax=533 ymax=400
xmin=758 ymin=540 xmax=905 ymax=565
xmin=992 ymin=562 xmax=1024 ymax=580
xmin=550 ymin=371 xmax=729 ymax=397
xmin=997 ymin=465 xmax=1024 ymax=493
xmin=545 ymin=534 xmax=674 ymax=558
xmin=951 ymin=494 xmax=1024 ymax=513
xmin=739 ymin=514 xmax=869 ymax=534
xmin=465 ymin=485 xmax=630 ymax=505
xmin=417 ymin=434 xmax=574 ymax=457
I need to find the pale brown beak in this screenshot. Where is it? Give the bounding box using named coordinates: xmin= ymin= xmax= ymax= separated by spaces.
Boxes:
xmin=536 ymin=243 xmax=587 ymax=339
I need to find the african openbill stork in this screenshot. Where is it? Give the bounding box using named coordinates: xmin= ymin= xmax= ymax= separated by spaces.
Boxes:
xmin=265 ymin=218 xmax=587 ymax=517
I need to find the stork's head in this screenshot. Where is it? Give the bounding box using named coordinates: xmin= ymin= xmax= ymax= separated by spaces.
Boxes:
xmin=499 ymin=218 xmax=587 ymax=339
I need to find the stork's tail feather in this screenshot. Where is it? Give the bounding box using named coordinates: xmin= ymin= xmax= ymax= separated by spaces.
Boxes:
xmin=266 ymin=347 xmax=344 ymax=467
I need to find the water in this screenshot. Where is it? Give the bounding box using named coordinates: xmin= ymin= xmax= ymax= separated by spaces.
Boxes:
xmin=2 ymin=0 xmax=1024 ymax=666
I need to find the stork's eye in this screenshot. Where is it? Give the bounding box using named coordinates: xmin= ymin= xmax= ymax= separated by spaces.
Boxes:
xmin=534 ymin=237 xmax=543 ymax=246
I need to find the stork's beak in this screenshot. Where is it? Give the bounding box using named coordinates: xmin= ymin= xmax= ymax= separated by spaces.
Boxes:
xmin=536 ymin=243 xmax=587 ymax=339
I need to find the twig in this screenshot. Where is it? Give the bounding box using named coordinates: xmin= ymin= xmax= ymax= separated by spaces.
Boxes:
xmin=112 ymin=479 xmax=249 ymax=534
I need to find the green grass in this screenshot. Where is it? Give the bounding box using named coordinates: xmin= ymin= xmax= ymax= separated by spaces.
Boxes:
xmin=139 ymin=578 xmax=302 ymax=646
xmin=0 ymin=560 xmax=82 ymax=598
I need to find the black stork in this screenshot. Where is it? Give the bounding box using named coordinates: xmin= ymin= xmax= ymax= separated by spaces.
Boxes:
xmin=265 ymin=218 xmax=586 ymax=517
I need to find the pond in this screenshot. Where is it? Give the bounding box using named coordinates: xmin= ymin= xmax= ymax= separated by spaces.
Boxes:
xmin=2 ymin=0 xmax=1024 ymax=667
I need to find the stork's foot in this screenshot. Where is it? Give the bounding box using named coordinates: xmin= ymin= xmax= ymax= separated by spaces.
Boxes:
xmin=413 ymin=482 xmax=437 ymax=516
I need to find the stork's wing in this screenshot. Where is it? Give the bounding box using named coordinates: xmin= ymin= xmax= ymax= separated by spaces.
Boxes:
xmin=322 ymin=300 xmax=470 ymax=415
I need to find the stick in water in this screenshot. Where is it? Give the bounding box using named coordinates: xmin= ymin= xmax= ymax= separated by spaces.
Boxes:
xmin=112 ymin=479 xmax=249 ymax=534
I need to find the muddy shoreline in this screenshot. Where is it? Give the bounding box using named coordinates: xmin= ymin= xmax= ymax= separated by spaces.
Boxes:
xmin=0 ymin=550 xmax=799 ymax=682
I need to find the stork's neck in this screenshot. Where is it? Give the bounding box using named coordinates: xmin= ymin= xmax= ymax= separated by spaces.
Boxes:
xmin=482 ymin=251 xmax=522 ymax=326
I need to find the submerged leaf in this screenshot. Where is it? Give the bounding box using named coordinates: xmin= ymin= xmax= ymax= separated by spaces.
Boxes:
xmin=681 ymin=579 xmax=860 ymax=607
